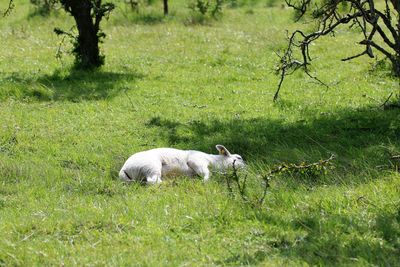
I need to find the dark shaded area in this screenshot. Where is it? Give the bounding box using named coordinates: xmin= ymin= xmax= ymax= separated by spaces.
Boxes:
xmin=146 ymin=106 xmax=400 ymax=265
xmin=146 ymin=107 xmax=400 ymax=183
xmin=280 ymin=210 xmax=398 ymax=265
xmin=116 ymin=11 xmax=166 ymax=25
xmin=216 ymin=205 xmax=400 ymax=266
xmin=128 ymin=13 xmax=165 ymax=25
xmin=289 ymin=214 xmax=399 ymax=265
xmin=1 ymin=69 xmax=143 ymax=102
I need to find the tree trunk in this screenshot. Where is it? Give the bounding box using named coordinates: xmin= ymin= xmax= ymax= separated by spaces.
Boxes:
xmin=163 ymin=0 xmax=168 ymax=15
xmin=68 ymin=0 xmax=102 ymax=68
xmin=393 ymin=56 xmax=400 ymax=77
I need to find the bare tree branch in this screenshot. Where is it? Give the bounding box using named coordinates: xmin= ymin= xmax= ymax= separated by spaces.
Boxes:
xmin=275 ymin=0 xmax=400 ymax=101
xmin=3 ymin=0 xmax=14 ymax=17
xmin=342 ymin=50 xmax=369 ymax=61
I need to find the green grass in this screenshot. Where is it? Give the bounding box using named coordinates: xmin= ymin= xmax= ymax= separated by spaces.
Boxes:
xmin=1 ymin=0 xmax=399 ymax=265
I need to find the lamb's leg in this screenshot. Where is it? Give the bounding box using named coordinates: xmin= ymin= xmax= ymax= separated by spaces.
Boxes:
xmin=145 ymin=162 xmax=163 ymax=185
xmin=187 ymin=161 xmax=210 ymax=181
xmin=146 ymin=174 xmax=162 ymax=185
xmin=202 ymin=170 xmax=210 ymax=181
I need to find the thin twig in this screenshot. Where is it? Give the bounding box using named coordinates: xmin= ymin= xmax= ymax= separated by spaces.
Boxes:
xmin=124 ymin=90 xmax=138 ymax=112
xmin=3 ymin=0 xmax=14 ymax=17
xmin=380 ymin=92 xmax=393 ymax=108
xmin=357 ymin=196 xmax=378 ymax=208
xmin=231 ymin=160 xmax=248 ymax=202
xmin=224 ymin=171 xmax=233 ymax=195
xmin=258 ymin=176 xmax=270 ymax=205
xmin=54 ymin=26 xmax=76 ymax=62
xmin=342 ymin=50 xmax=368 ymax=61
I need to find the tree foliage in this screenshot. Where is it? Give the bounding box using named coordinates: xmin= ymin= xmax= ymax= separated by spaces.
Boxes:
xmin=30 ymin=0 xmax=59 ymax=16
xmin=275 ymin=0 xmax=400 ymax=101
xmin=189 ymin=0 xmax=223 ymax=18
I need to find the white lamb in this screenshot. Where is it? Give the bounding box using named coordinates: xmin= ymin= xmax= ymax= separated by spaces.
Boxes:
xmin=119 ymin=145 xmax=245 ymax=184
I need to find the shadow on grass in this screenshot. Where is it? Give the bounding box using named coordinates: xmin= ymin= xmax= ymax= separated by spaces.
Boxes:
xmin=114 ymin=11 xmax=167 ymax=25
xmin=268 ymin=207 xmax=398 ymax=266
xmin=146 ymin=107 xmax=400 ymax=184
xmin=1 ymin=69 xmax=143 ymax=102
xmin=218 ymin=208 xmax=400 ymax=266
xmin=131 ymin=13 xmax=166 ymax=24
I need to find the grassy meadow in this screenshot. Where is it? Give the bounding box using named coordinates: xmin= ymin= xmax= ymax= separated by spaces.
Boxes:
xmin=1 ymin=0 xmax=399 ymax=265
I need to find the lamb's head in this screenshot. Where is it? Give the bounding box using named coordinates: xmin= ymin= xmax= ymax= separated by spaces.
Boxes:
xmin=215 ymin=145 xmax=245 ymax=169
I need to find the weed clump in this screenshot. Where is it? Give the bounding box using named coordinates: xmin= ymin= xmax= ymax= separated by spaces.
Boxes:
xmin=185 ymin=0 xmax=223 ymax=25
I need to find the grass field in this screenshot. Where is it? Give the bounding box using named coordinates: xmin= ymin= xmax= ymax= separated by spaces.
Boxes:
xmin=1 ymin=0 xmax=399 ymax=265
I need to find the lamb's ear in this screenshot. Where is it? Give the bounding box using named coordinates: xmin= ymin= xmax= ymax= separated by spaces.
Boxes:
xmin=216 ymin=145 xmax=231 ymax=156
